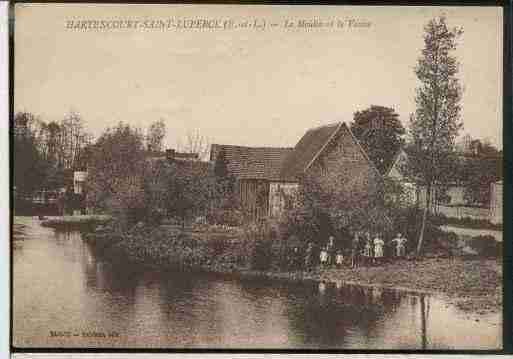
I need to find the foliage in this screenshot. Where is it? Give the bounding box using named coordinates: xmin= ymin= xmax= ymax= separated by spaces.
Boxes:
xmin=179 ymin=130 xmax=211 ymax=161
xmin=456 ymin=138 xmax=502 ymax=206
xmin=214 ymin=148 xmax=229 ymax=178
xmin=86 ymin=122 xmax=151 ymax=227
xmin=210 ymin=147 xmax=242 ymax=226
xmin=242 ymin=221 xmax=276 ymax=270
xmin=146 ymin=119 xmax=166 ymax=153
xmin=93 ymin=221 xmax=282 ymax=271
xmin=87 ymin=122 xmax=229 ymax=229
xmin=467 ymin=235 xmax=501 ymax=258
xmin=387 ymin=206 xmax=461 ymax=256
xmin=13 ymin=111 xmax=92 ymax=196
xmin=279 ymin=169 xmax=389 ymax=249
xmin=406 ymin=16 xmax=464 ymax=254
xmin=160 ymin=160 xmax=215 ymax=227
xmin=13 ymin=112 xmax=47 ymax=196
xmin=351 ymin=105 xmax=405 ymax=174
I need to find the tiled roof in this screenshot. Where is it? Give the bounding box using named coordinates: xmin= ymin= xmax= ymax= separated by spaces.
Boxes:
xmin=279 ymin=122 xmax=342 ymax=181
xmin=210 ymin=121 xmax=380 ymax=183
xmin=210 ymin=144 xmax=294 ymax=181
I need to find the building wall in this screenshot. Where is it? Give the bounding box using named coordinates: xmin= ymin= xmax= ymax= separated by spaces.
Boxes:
xmin=434 ymin=205 xmax=490 ymax=220
xmin=73 ymin=171 xmax=88 ymax=194
xmin=445 ymin=186 xmax=466 ymax=205
xmin=239 ymin=179 xmax=270 ymax=220
xmin=415 ymin=185 xmax=466 ymax=206
xmin=490 ymin=181 xmax=503 ymax=224
xmin=311 ymin=126 xmax=381 ymax=200
xmin=269 ymin=182 xmax=299 ymax=218
xmin=402 ymin=183 xmax=501 ymax=224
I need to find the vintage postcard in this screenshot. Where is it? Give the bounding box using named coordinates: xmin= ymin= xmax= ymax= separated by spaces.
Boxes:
xmin=12 ymin=3 xmax=504 ymax=351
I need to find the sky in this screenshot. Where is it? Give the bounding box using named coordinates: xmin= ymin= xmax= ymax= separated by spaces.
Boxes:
xmin=14 ymin=5 xmax=503 ymax=150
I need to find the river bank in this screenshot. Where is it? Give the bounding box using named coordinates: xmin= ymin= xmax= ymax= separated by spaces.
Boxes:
xmin=40 ymin=214 xmax=111 ymax=230
xmin=13 ymin=216 xmax=502 ymax=349
xmin=85 ymin=223 xmax=502 ymax=316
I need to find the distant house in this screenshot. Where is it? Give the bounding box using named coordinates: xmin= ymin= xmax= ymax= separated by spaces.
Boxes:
xmin=73 ymin=171 xmax=87 ymax=195
xmin=385 ymin=148 xmax=503 ymax=224
xmin=489 ymin=180 xmax=502 ymax=224
xmin=210 ymin=122 xmax=382 ymax=220
xmin=386 ymin=148 xmax=471 ymax=206
xmin=209 ymin=144 xmax=295 ymax=219
xmin=147 ymin=149 xmax=200 ymax=163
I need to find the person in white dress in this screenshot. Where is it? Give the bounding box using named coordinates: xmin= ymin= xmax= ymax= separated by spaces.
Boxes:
xmin=391 ymin=233 xmax=408 ymax=257
xmin=335 ymin=250 xmax=344 ymax=267
xmin=373 ymin=234 xmax=385 ymax=264
xmin=319 ymin=247 xmax=328 ymax=268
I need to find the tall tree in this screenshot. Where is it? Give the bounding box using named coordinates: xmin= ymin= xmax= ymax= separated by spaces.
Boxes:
xmin=212 ymin=148 xmax=240 ymax=223
xmin=12 ymin=112 xmax=46 ymax=196
xmin=214 ymin=148 xmax=229 ymax=178
xmin=178 ymin=130 xmax=210 ymax=160
xmin=351 ymin=105 xmax=405 ymax=174
xmin=408 ymin=17 xmax=463 ymax=254
xmin=458 ymin=137 xmax=502 ymax=206
xmin=163 ymin=160 xmax=213 ymax=228
xmin=58 ymin=111 xmax=90 ymax=170
xmin=146 ymin=119 xmax=166 ymax=153
xmin=86 ymin=122 xmax=147 ymax=222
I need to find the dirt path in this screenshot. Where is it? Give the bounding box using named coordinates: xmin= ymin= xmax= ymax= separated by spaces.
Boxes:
xmin=441 ymin=225 xmax=503 ymax=242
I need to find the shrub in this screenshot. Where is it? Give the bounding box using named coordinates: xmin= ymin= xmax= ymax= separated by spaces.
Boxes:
xmin=423 ymin=226 xmax=460 ymax=256
xmin=241 ymin=220 xmax=280 ymax=270
xmin=207 ymin=208 xmax=243 ymax=227
xmin=467 ymin=235 xmax=501 ymax=258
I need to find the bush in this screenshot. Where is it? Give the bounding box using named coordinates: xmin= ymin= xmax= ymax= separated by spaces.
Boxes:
xmin=207 ymin=209 xmax=243 ymax=227
xmin=241 ymin=221 xmax=275 ymax=270
xmin=467 ymin=235 xmax=502 ymax=258
xmin=422 ymin=226 xmax=460 ymax=256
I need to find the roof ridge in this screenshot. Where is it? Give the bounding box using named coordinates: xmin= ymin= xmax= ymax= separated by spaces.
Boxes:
xmin=384 ymin=147 xmax=405 ymax=177
xmin=344 ymin=124 xmax=383 ymax=180
xmin=305 ymin=122 xmax=341 ymax=132
xmin=212 ymin=143 xmax=294 ymax=150
xmin=303 ymin=122 xmax=343 ymax=172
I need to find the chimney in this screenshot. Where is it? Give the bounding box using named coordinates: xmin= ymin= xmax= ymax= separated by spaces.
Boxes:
xmin=165 ymin=149 xmax=175 ymax=161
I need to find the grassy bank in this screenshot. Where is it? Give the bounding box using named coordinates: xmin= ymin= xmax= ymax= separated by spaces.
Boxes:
xmin=41 ymin=215 xmax=111 ymax=230
xmin=85 ymin=222 xmax=502 ymax=315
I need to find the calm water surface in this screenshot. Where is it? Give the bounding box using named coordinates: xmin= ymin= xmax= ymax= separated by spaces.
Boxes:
xmin=13 ymin=217 xmax=501 ymax=349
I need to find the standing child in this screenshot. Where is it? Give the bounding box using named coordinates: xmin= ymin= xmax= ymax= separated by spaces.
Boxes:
xmin=373 ymin=233 xmax=385 ymax=265
xmin=391 ymin=233 xmax=408 ymax=258
xmin=319 ymin=247 xmax=328 ymax=268
xmin=326 ymin=236 xmax=335 ymax=266
xmin=335 ymin=250 xmax=344 ymax=267
xmin=304 ymin=242 xmax=314 ymax=270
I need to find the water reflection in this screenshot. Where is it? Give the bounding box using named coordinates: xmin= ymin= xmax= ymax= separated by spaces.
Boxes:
xmin=13 ymin=218 xmax=501 ymax=349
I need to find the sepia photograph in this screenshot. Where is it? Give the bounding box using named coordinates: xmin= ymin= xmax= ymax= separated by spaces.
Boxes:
xmin=12 ymin=4 xmax=504 ymax=350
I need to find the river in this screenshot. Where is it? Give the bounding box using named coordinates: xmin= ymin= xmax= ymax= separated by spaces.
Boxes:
xmin=13 ymin=217 xmax=501 ymax=349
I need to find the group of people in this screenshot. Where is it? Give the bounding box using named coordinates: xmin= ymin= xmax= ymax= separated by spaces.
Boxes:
xmin=349 ymin=232 xmax=408 ymax=268
xmin=294 ymin=232 xmax=408 ymax=271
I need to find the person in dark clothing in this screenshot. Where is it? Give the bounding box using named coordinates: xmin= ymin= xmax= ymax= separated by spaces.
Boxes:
xmin=351 ymin=232 xmax=361 ymax=269
xmin=304 ymin=242 xmax=314 ymax=271
xmin=326 ymin=236 xmax=336 ymax=267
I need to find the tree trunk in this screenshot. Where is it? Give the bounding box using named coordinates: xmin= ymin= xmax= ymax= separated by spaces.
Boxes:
xmin=416 ymin=184 xmax=432 ymax=255
xmin=420 ymin=294 xmax=428 ymax=349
